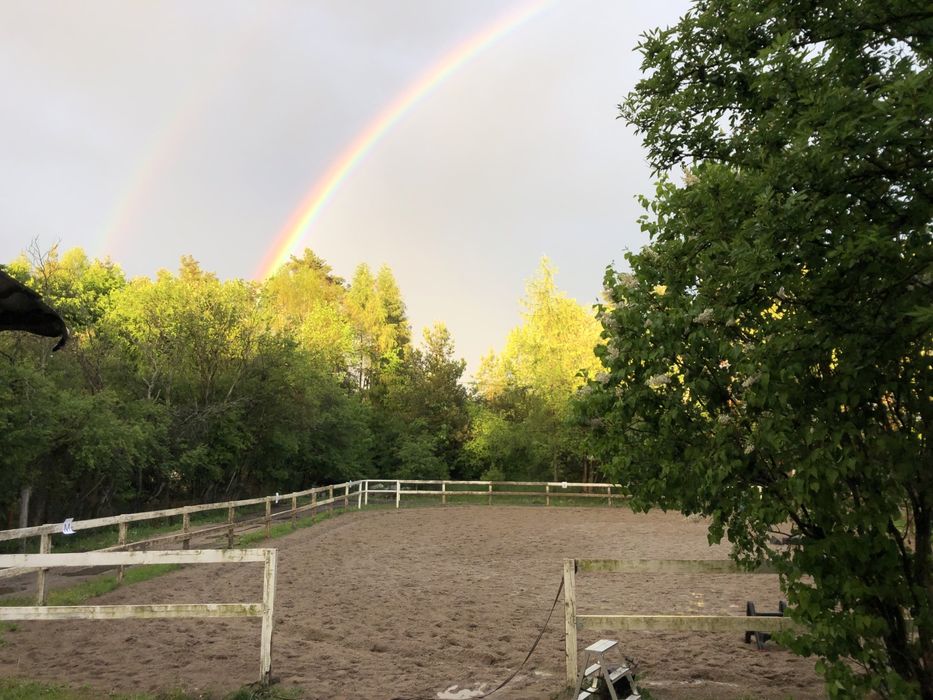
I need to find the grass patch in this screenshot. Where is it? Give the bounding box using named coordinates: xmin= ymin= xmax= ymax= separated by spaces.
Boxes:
xmin=236 ymin=509 xmax=341 ymax=547
xmin=0 ymin=679 xmax=301 ymax=700
xmin=0 ymin=564 xmax=181 ymax=609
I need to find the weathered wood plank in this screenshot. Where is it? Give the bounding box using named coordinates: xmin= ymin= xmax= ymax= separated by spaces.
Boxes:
xmin=576 ymin=559 xmax=778 ymax=575
xmin=35 ymin=533 xmax=50 ymax=606
xmin=0 ymin=549 xmax=268 ymax=568
xmin=563 ymin=559 xmax=578 ymax=687
xmin=576 ymin=614 xmax=798 ymax=633
xmin=0 ymin=603 xmax=262 ymax=621
xmin=259 ymin=548 xmax=277 ymax=684
xmin=364 ymin=489 xmax=621 ymax=499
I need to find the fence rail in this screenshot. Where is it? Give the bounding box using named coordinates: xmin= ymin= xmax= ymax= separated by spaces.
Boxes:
xmin=0 ymin=481 xmax=365 ymax=598
xmin=562 ymin=558 xmax=797 ymax=687
xmin=0 ymin=548 xmax=277 ymax=684
xmin=364 ymin=479 xmax=626 ymax=508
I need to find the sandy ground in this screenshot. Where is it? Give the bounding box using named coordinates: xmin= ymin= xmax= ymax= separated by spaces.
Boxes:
xmin=0 ymin=506 xmax=827 ymax=699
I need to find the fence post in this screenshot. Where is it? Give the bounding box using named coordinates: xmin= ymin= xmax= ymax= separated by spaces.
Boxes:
xmin=607 ymin=485 xmax=612 ymax=506
xmin=563 ymin=559 xmax=578 ymax=688
xmin=311 ymin=489 xmax=317 ymax=516
xmin=344 ymin=483 xmax=349 ymax=509
xmin=264 ymin=498 xmax=272 ymax=540
xmin=227 ymin=505 xmax=235 ymax=548
xmin=291 ymin=495 xmax=297 ymax=527
xmin=182 ymin=509 xmax=191 ymax=550
xmin=35 ymin=533 xmax=50 ymax=606
xmin=442 ymin=481 xmax=447 ymax=505
xmin=357 ymin=482 xmax=363 ymax=509
xmin=259 ymin=548 xmax=278 ymax=685
xmin=363 ymin=481 xmax=369 ymax=507
xmin=395 ymin=481 xmax=401 ymax=509
xmin=546 ymin=484 xmax=550 ymax=507
xmin=488 ymin=482 xmax=492 ymax=506
xmin=117 ymin=522 xmax=127 ymax=582
xmin=328 ymin=485 xmax=334 ymax=513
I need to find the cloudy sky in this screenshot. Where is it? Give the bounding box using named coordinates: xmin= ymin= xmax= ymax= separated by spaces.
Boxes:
xmin=0 ymin=0 xmax=690 ymax=373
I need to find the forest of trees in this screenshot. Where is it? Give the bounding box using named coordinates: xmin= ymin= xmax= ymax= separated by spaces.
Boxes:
xmin=1 ymin=247 xmax=604 ymax=528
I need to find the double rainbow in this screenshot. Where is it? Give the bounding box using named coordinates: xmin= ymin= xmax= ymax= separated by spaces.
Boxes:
xmin=254 ymin=0 xmax=553 ymax=279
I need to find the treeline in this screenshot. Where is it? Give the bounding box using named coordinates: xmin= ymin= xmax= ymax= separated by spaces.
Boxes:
xmin=1 ymin=247 xmax=603 ymax=527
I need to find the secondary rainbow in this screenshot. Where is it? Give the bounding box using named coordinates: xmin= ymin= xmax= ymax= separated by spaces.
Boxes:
xmin=255 ymin=0 xmax=553 ymax=279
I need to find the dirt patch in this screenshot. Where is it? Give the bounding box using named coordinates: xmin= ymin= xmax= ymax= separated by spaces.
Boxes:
xmin=0 ymin=506 xmax=826 ymax=699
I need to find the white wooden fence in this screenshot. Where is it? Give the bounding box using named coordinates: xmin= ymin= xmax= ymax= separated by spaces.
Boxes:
xmin=0 ymin=549 xmax=278 ymax=684
xmin=562 ymin=558 xmax=799 ymax=686
xmin=0 ymin=481 xmax=365 ymax=601
xmin=1 ymin=479 xmax=626 ymax=604
xmin=363 ymin=479 xmax=625 ymax=508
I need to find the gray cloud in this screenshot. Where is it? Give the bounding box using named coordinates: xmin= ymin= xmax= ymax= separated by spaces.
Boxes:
xmin=0 ymin=0 xmax=690 ymax=374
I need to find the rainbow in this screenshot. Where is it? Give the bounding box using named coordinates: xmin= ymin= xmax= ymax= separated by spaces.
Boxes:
xmin=96 ymin=9 xmax=273 ymax=260
xmin=255 ymin=0 xmax=554 ymax=279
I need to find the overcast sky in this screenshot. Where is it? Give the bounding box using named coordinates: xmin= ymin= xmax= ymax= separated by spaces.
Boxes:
xmin=0 ymin=0 xmax=690 ymax=374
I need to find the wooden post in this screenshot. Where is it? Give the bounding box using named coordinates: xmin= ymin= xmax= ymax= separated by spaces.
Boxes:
xmin=328 ymin=485 xmax=334 ymax=513
xmin=395 ymin=481 xmax=401 ymax=509
xmin=264 ymin=498 xmax=272 ymax=540
xmin=227 ymin=506 xmax=235 ymax=548
xmin=357 ymin=482 xmax=363 ymax=509
xmin=182 ymin=510 xmax=191 ymax=550
xmin=442 ymin=481 xmax=447 ymax=505
xmin=311 ymin=489 xmax=317 ymax=516
xmin=35 ymin=533 xmax=50 ymax=606
xmin=363 ymin=481 xmax=369 ymax=506
xmin=259 ymin=548 xmax=277 ymax=685
xmin=488 ymin=482 xmax=492 ymax=506
xmin=291 ymin=495 xmax=297 ymax=527
xmin=563 ymin=559 xmax=578 ymax=688
xmin=343 ymin=484 xmax=349 ymax=509
xmin=546 ymin=484 xmax=551 ymax=507
xmin=607 ymin=486 xmax=612 ymax=506
xmin=117 ymin=522 xmax=127 ymax=582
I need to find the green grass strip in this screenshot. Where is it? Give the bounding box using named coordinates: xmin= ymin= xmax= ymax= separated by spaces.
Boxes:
xmin=0 ymin=678 xmax=301 ymax=700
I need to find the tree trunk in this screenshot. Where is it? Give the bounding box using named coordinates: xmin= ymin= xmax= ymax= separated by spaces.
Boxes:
xmin=19 ymin=485 xmax=32 ymax=553
xmin=19 ymin=485 xmax=31 ymax=529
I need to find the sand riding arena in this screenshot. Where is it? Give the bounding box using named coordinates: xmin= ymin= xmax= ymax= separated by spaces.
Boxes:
xmin=0 ymin=503 xmax=827 ymax=699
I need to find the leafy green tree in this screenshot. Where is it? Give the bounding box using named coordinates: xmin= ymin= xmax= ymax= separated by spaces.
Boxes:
xmin=262 ymin=249 xmax=353 ymax=372
xmin=375 ymin=264 xmax=411 ymax=360
xmin=346 ymin=263 xmax=385 ymax=390
xmin=474 ymin=259 xmax=603 ymax=481
xmin=369 ymin=323 xmax=469 ymax=479
xmin=589 ymin=2 xmax=932 ymax=696
xmin=0 ymin=248 xmax=163 ymax=524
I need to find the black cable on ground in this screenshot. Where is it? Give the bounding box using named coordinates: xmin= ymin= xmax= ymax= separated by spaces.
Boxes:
xmin=389 ymin=575 xmax=565 ymax=700
xmin=479 ymin=575 xmax=565 ymax=697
